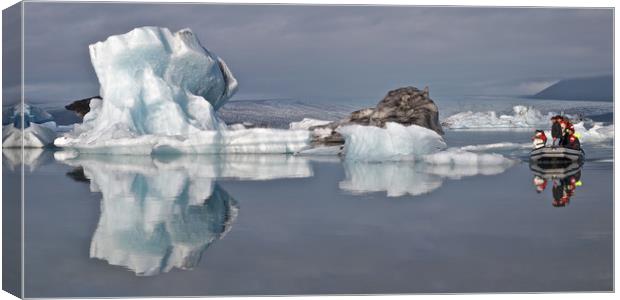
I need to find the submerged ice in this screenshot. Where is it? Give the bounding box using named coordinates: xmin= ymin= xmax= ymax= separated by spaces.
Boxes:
xmin=55 ymin=27 xmax=310 ymax=154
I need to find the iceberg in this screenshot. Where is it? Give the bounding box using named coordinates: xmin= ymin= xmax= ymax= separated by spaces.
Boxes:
xmin=54 ymin=27 xmax=310 ymax=154
xmin=2 ymin=104 xmax=59 ymax=148
xmin=337 ymin=122 xmax=446 ymax=161
xmin=441 ymin=105 xmax=556 ymax=129
xmin=2 ymin=123 xmax=57 ymax=148
xmin=573 ymin=122 xmax=614 ymax=143
xmin=2 ymin=103 xmax=54 ymax=126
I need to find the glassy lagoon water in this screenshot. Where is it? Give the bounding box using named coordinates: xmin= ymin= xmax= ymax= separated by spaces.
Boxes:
xmin=3 ymin=130 xmax=613 ymax=297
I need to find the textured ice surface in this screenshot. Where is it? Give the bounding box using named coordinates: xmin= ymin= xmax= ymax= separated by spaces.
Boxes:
xmin=573 ymin=122 xmax=614 ymax=143
xmin=442 ymin=105 xmax=558 ymax=129
xmin=337 ymin=122 xmax=446 ymax=161
xmin=59 ymin=154 xmax=313 ymax=276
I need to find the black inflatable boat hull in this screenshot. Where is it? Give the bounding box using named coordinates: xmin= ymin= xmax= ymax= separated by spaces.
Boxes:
xmin=530 ymin=147 xmax=584 ymax=164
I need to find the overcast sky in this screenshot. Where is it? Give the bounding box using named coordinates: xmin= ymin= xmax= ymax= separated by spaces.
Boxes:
xmin=17 ymin=2 xmax=613 ymax=105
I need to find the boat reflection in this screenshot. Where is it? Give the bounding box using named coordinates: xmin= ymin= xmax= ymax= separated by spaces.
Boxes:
xmin=57 ymin=153 xmax=313 ymax=276
xmin=530 ymin=161 xmax=583 ymax=207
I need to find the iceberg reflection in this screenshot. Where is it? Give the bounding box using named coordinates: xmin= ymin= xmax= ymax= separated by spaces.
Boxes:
xmin=2 ymin=148 xmax=54 ymax=171
xmin=58 ymin=154 xmax=313 ymax=276
xmin=340 ymin=160 xmax=514 ymax=197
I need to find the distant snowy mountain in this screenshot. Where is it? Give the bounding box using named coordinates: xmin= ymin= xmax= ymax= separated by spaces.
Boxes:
xmin=530 ymin=75 xmax=612 ymax=101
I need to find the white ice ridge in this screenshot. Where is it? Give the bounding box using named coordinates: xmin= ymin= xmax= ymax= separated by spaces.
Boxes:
xmin=55 ymin=27 xmax=309 ymax=154
xmin=339 ymin=159 xmax=514 ymax=197
xmin=58 ymin=154 xmax=313 ymax=276
xmin=442 ymin=105 xmax=562 ymax=129
xmin=337 ymin=122 xmax=447 ymax=161
xmin=289 ymin=118 xmax=331 ymax=130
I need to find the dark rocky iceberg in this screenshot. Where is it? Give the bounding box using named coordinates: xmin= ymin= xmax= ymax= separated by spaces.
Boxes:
xmin=311 ymin=86 xmax=444 ymax=145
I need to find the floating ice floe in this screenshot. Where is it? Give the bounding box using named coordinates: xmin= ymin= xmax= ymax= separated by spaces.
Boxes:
xmin=2 ymin=104 xmax=60 ymax=148
xmin=441 ymin=105 xmax=559 ymax=129
xmin=572 ymin=122 xmax=614 ymax=143
xmin=59 ymin=154 xmax=314 ymax=276
xmin=3 ymin=123 xmax=57 ymax=148
xmin=337 ymin=122 xmax=447 ymax=161
xmin=54 ymin=27 xmax=310 ymax=154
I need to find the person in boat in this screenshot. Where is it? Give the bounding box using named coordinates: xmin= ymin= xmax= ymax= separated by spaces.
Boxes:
xmin=532 ymin=130 xmax=547 ymax=149
xmin=550 ymin=115 xmax=563 ymax=146
xmin=564 ymin=127 xmax=581 ymax=150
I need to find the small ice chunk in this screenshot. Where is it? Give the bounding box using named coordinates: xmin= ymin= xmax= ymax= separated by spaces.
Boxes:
xmin=2 ymin=123 xmax=57 ymax=148
xmin=337 ymin=122 xmax=446 ymax=161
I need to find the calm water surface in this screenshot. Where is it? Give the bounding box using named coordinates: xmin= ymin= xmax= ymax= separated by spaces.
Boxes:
xmin=4 ymin=131 xmax=613 ymax=297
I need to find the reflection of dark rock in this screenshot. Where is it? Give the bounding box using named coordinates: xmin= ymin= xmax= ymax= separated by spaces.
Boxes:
xmin=66 ymin=167 xmax=89 ymax=183
xmin=312 ymin=86 xmax=443 ymax=145
xmin=64 ymin=96 xmax=101 ymax=117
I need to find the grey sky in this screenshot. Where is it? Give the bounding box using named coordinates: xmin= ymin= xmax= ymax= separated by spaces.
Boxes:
xmin=18 ymin=2 xmax=613 ymax=105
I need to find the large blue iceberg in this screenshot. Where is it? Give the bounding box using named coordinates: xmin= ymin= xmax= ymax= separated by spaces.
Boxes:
xmin=55 ymin=27 xmax=309 ymax=154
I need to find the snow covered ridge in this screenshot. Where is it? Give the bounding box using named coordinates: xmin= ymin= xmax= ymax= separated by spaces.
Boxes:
xmin=442 ymin=105 xmax=567 ymax=129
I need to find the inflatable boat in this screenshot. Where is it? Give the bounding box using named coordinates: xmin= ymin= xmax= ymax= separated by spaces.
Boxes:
xmin=530 ymin=147 xmax=585 ymax=164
